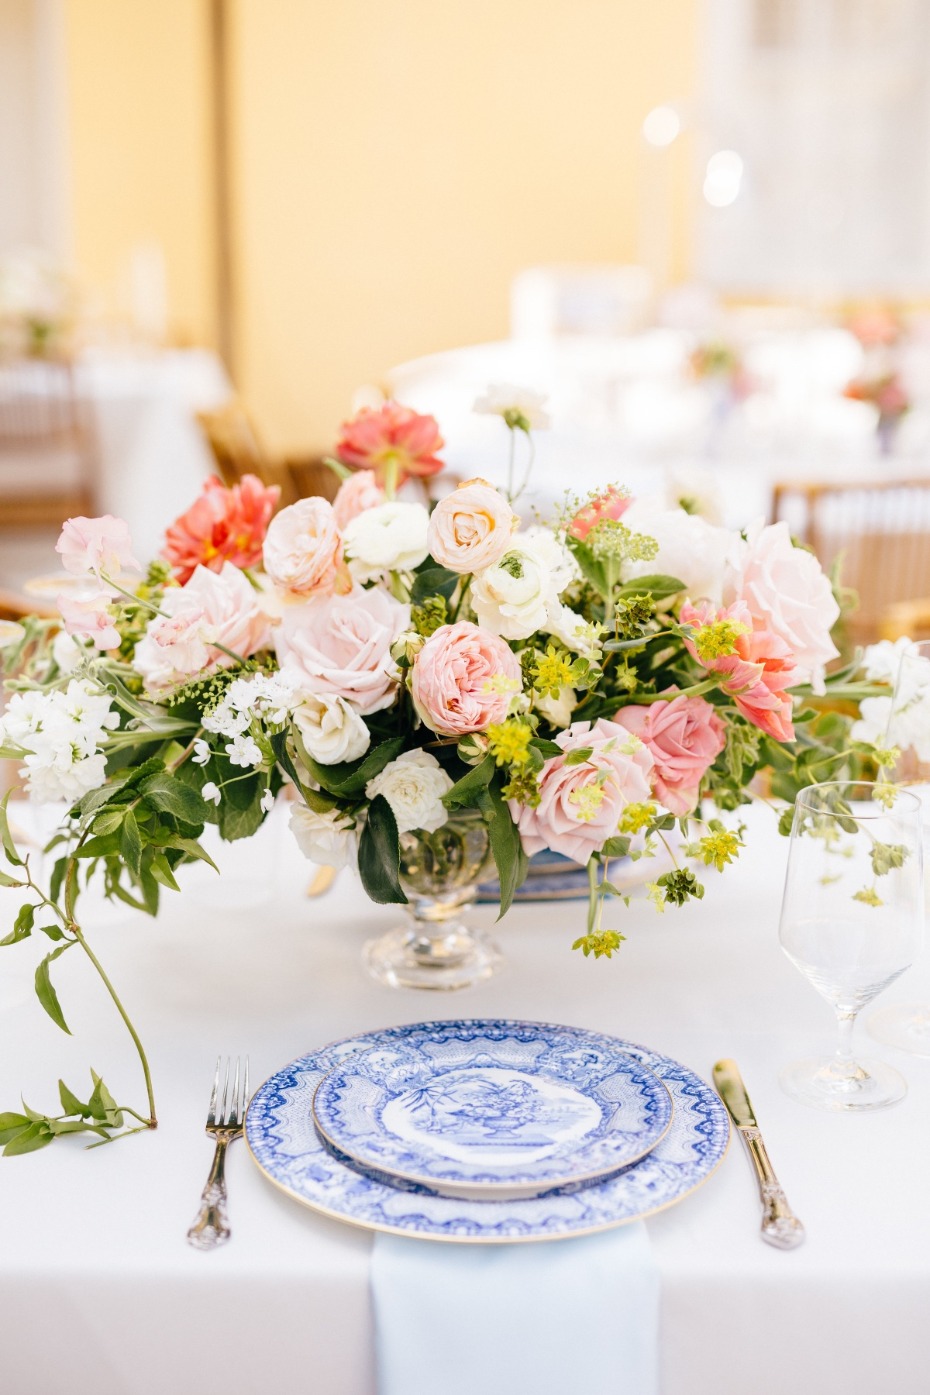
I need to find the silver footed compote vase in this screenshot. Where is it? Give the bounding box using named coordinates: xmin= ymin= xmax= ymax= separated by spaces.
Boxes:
xmin=363 ymin=810 xmax=501 ymax=990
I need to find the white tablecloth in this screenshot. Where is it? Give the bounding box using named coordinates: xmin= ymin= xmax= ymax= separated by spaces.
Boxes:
xmin=1 ymin=802 xmax=929 ymax=1395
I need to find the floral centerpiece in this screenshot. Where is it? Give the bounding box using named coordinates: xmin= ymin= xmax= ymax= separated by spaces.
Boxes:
xmin=0 ymin=393 xmax=893 ymax=1153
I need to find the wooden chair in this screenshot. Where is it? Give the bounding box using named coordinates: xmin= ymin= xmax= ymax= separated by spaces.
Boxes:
xmin=771 ymin=478 xmax=930 ymax=646
xmin=0 ymin=356 xmax=99 ymax=527
xmin=196 ymin=399 xmax=339 ymax=506
xmin=880 ymin=597 xmax=930 ymax=641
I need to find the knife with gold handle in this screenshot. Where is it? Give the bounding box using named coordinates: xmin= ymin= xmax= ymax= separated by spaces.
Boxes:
xmin=713 ymin=1058 xmax=806 ymax=1250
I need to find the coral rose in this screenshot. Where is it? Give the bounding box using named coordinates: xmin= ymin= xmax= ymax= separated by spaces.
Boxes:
xmin=133 ymin=563 xmax=271 ymax=692
xmin=263 ymin=497 xmax=350 ymax=598
xmin=614 ymin=693 xmax=725 ymax=816
xmin=277 ymin=586 xmax=409 ymax=715
xmin=512 ymin=718 xmax=655 ymax=864
xmin=426 ymin=478 xmax=516 ymax=574
xmin=332 ymin=469 xmax=384 ymax=528
xmin=568 ymin=486 xmax=632 ymax=542
xmin=162 ymin=474 xmax=279 ymax=583
xmin=411 ymin=621 xmax=522 ymax=736
xmin=724 ymin=520 xmax=839 ymax=689
xmin=335 ymin=401 xmax=444 ymax=486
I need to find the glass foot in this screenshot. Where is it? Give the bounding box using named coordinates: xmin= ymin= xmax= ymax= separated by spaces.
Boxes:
xmin=779 ymin=1055 xmax=907 ymax=1112
xmin=363 ymin=923 xmax=503 ymax=991
xmin=866 ymin=1004 xmax=930 ymax=1057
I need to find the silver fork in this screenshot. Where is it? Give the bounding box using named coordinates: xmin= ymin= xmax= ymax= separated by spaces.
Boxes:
xmin=186 ymin=1056 xmax=250 ymax=1251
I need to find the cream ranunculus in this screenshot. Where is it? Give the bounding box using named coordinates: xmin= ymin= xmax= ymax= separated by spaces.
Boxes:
xmin=470 ymin=535 xmax=562 ymax=641
xmin=342 ymin=501 xmax=430 ymax=582
xmin=365 ymin=748 xmax=453 ymax=834
xmin=293 ymin=693 xmax=371 ymax=766
xmin=289 ymin=803 xmax=358 ymax=868
xmin=426 ymin=478 xmax=516 ymax=574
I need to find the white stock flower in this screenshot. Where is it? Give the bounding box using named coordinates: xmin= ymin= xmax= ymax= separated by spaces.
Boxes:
xmin=52 ymin=629 xmax=86 ymax=674
xmin=365 ymin=748 xmax=453 ymax=834
xmin=859 ymin=638 xmax=919 ymax=685
xmin=289 ymin=802 xmax=357 ymax=869
xmin=2 ymin=680 xmax=117 ymax=804
xmin=473 ymin=384 xmax=550 ymax=431
xmin=471 ymin=535 xmax=563 ymax=641
xmin=293 ymin=694 xmax=371 ymax=766
xmin=342 ymin=501 xmax=430 ymax=582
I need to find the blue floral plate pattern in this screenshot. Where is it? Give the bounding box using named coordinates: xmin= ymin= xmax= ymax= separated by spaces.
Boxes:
xmin=311 ymin=1022 xmax=674 ymax=1199
xmin=245 ymin=1019 xmax=730 ymax=1243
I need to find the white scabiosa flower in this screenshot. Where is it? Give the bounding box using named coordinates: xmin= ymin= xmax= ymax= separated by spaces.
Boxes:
xmin=473 ymin=383 xmax=550 ymax=431
xmin=293 ymin=694 xmax=371 ymax=766
xmin=365 ymin=748 xmax=453 ymax=834
xmin=289 ymin=802 xmax=357 ymax=868
xmin=342 ymin=501 xmax=430 ymax=582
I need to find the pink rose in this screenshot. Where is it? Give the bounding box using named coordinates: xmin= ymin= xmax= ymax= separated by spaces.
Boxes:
xmin=567 ymin=486 xmax=632 ymax=542
xmin=682 ymin=599 xmax=797 ymax=743
xmin=56 ymin=515 xmax=140 ymax=580
xmin=426 ymin=478 xmax=516 ymax=574
xmin=262 ymin=497 xmax=350 ymax=598
xmin=410 ymin=621 xmax=522 ymax=736
xmin=332 ymin=470 xmax=384 ymax=528
xmin=724 ymin=521 xmax=839 ymax=688
xmin=277 ymin=586 xmax=409 ymax=715
xmin=614 ymin=693 xmax=725 ymax=815
xmin=133 ymin=563 xmax=270 ymax=691
xmin=57 ymin=588 xmax=121 ymax=651
xmin=513 ymin=718 xmax=654 ymax=864
xmin=162 ymin=474 xmax=279 ymax=584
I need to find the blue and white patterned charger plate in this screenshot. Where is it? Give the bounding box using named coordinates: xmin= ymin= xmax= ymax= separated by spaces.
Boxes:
xmin=245 ymin=1019 xmax=730 ymax=1243
xmin=311 ymin=1022 xmax=674 ymax=1200
xmin=476 ymin=846 xmax=674 ymax=903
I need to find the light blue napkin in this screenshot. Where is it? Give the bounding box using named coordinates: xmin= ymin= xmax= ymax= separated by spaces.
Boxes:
xmin=370 ymin=1221 xmax=660 ymax=1395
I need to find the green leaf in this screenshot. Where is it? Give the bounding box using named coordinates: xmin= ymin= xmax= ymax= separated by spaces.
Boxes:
xmin=357 ymin=795 xmax=407 ymax=905
xmin=269 ymin=732 xmax=337 ymax=814
xmin=38 ymin=923 xmax=66 ymax=942
xmin=120 ymin=810 xmax=143 ymax=877
xmin=442 ymin=755 xmax=495 ymax=809
xmin=58 ymin=1079 xmax=87 ymax=1116
xmin=0 ymin=791 xmax=23 ymax=866
xmin=0 ymin=1111 xmax=30 ymax=1144
xmin=91 ymin=807 xmax=126 ymax=837
xmin=87 ymin=1074 xmax=122 ymax=1126
xmin=34 ymin=942 xmax=74 ymax=1034
xmin=565 ymin=537 xmax=608 ymax=598
xmin=0 ymin=868 xmax=23 ymax=888
xmin=601 ymin=836 xmax=631 ymax=858
xmin=530 ymin=738 xmax=562 ymax=758
xmin=564 ymin=747 xmax=594 ymax=766
xmin=616 ymin=573 xmax=685 ymax=601
xmin=49 ymin=856 xmax=68 ymax=903
xmin=299 ymin=735 xmax=405 ymax=798
xmin=3 ymin=1122 xmax=53 ymax=1156
xmin=138 ymin=772 xmax=211 ymax=824
xmin=150 ymin=852 xmax=180 ymax=891
xmin=164 ymin=836 xmax=219 ymax=873
xmin=409 ymin=566 xmax=459 ymax=606
xmin=476 ymin=780 xmax=528 ymax=919
xmin=75 ymin=833 xmax=121 ymax=859
xmin=0 ymin=902 xmax=34 ymax=946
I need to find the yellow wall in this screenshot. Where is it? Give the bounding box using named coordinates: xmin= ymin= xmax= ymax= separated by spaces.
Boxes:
xmin=230 ymin=0 xmax=698 ymax=452
xmin=64 ymin=0 xmax=215 ymax=346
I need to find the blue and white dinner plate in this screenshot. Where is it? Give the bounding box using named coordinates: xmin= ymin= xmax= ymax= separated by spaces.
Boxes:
xmin=310 ymin=1021 xmax=674 ymax=1199
xmin=245 ymin=1020 xmax=730 ymax=1243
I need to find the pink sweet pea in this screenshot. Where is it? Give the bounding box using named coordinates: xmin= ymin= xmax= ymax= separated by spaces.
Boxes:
xmin=332 ymin=470 xmax=385 ymax=528
xmin=567 ymin=486 xmax=632 ymax=542
xmin=512 ymin=718 xmax=655 ymax=864
xmin=162 ymin=474 xmax=280 ymax=584
xmin=335 ymin=401 xmax=444 ymax=486
xmin=57 ymin=589 xmax=121 ymax=651
xmin=614 ymin=692 xmax=726 ymax=815
xmin=132 ymin=563 xmax=270 ymax=692
xmin=411 ymin=621 xmax=522 ymax=736
xmin=56 ymin=515 xmax=140 ymax=580
xmin=681 ymin=599 xmax=798 ymax=743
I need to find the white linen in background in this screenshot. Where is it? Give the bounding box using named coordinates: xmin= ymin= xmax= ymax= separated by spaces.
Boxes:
xmin=1 ymin=801 xmax=929 ymax=1395
xmin=371 ymin=1224 xmax=659 ymax=1395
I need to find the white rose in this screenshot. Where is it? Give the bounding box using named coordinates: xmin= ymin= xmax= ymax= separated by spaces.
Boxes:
xmin=293 ymin=694 xmax=371 ymax=766
xmin=621 ymin=497 xmax=736 ymax=605
xmin=343 ymin=501 xmax=430 ymax=582
xmin=365 ymin=748 xmax=453 ymax=834
xmin=724 ymin=520 xmax=840 ymax=689
xmin=471 ymin=536 xmax=560 ymax=641
xmin=289 ymin=803 xmax=357 ymax=869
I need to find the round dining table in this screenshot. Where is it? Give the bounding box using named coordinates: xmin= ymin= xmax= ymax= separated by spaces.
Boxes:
xmin=0 ymin=800 xmax=928 ymax=1394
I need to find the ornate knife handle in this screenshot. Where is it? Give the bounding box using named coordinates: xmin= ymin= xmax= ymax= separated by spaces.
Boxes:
xmin=186 ymin=1135 xmax=232 ymax=1250
xmin=739 ymin=1126 xmax=806 ymax=1250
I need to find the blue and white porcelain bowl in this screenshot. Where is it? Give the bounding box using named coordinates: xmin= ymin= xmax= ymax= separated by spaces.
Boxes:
xmin=311 ymin=1020 xmax=673 ymax=1200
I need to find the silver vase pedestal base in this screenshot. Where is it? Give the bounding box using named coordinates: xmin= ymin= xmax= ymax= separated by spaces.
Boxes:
xmin=363 ymin=921 xmax=503 ymax=991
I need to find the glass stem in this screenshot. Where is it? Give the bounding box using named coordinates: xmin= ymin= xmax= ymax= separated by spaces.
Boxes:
xmin=834 ymin=1007 xmax=858 ymax=1065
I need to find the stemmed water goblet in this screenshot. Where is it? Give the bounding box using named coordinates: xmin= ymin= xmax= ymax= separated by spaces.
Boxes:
xmin=867 ymin=640 xmax=930 ymax=1054
xmin=779 ymin=781 xmax=923 ymax=1111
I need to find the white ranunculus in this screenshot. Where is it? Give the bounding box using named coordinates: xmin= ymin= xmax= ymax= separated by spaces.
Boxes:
xmin=473 ymin=383 xmax=550 ymax=430
xmin=621 ymin=497 xmax=736 ymax=605
xmin=365 ymin=748 xmax=453 ymax=834
xmin=342 ymin=501 xmax=430 ymax=582
xmin=289 ymin=803 xmax=358 ymax=869
xmin=534 ymin=685 xmax=577 ymax=728
xmin=293 ymin=694 xmax=371 ymax=766
xmin=471 ymin=535 xmax=561 ymax=641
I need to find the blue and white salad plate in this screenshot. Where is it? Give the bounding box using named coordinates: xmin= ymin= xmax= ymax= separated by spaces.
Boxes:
xmin=310 ymin=1021 xmax=674 ymax=1200
xmin=245 ymin=1019 xmax=730 ymax=1243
